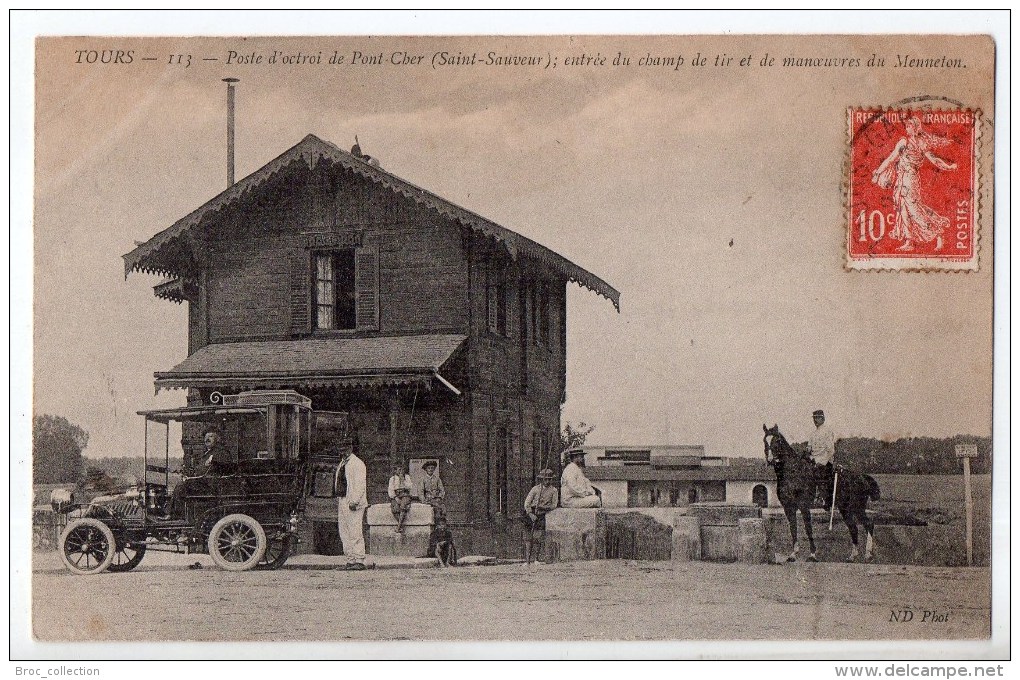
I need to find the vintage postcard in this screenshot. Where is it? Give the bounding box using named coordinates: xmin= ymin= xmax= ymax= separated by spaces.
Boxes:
xmin=16 ymin=22 xmax=1004 ymax=663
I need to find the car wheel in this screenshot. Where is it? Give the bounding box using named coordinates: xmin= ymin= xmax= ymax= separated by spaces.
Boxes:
xmin=59 ymin=518 xmax=116 ymax=575
xmin=207 ymin=513 xmax=266 ymax=572
xmin=256 ymin=534 xmax=294 ymax=571
xmin=108 ymin=540 xmax=147 ymax=572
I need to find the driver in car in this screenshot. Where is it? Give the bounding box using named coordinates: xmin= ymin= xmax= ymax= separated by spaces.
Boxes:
xmin=191 ymin=430 xmax=234 ymax=476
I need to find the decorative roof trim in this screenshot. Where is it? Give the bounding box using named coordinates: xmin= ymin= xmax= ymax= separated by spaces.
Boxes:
xmin=154 ymin=372 xmax=435 ymax=394
xmin=123 ymin=134 xmax=619 ymax=310
xmin=153 ymin=278 xmax=185 ymax=304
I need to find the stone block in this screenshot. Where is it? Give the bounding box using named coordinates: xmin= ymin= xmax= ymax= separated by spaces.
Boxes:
xmin=604 ymin=512 xmax=673 ymax=560
xmin=688 ymin=503 xmax=761 ymax=526
xmin=701 ymin=525 xmax=739 ymax=562
xmin=366 ymin=502 xmax=434 ymax=526
xmin=368 ymin=525 xmax=432 ymax=558
xmin=544 ymin=509 xmax=606 ymax=562
xmin=737 ymin=517 xmax=768 ymax=564
xmin=671 ymin=516 xmax=701 ymax=561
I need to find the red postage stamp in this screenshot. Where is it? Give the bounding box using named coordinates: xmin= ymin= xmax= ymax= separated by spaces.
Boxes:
xmin=847 ymin=107 xmax=980 ymax=271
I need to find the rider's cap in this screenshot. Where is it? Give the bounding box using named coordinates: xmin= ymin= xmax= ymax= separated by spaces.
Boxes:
xmin=812 ymin=409 xmax=825 ymax=418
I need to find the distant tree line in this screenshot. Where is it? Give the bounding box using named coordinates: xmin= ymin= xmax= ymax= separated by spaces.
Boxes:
xmin=732 ymin=435 xmax=992 ymax=474
xmin=33 ymin=415 xmax=88 ymax=484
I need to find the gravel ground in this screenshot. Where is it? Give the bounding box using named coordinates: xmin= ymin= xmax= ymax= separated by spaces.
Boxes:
xmin=32 ymin=550 xmax=991 ymax=642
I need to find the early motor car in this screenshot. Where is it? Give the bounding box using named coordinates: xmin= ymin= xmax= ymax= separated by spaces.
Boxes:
xmin=54 ymin=390 xmax=349 ymax=574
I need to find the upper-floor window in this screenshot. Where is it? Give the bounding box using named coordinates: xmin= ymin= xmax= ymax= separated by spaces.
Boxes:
xmin=289 ymin=243 xmax=379 ymax=336
xmin=314 ymin=250 xmax=357 ymax=330
xmin=487 ymin=262 xmax=515 ymax=338
xmin=529 ymin=282 xmax=551 ymax=346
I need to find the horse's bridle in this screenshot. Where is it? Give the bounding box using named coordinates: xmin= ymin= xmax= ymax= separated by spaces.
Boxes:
xmin=763 ymin=424 xmax=781 ymax=467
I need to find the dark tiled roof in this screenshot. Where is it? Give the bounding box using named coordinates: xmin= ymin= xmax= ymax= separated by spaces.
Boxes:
xmin=586 ymin=465 xmax=775 ymax=483
xmin=154 ymin=334 xmax=466 ymax=392
xmin=123 ymin=134 xmax=619 ymax=309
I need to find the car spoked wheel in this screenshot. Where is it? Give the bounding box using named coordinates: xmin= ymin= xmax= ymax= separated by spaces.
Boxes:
xmin=208 ymin=514 xmax=266 ymax=572
xmin=59 ymin=518 xmax=116 ymax=575
xmin=256 ymin=534 xmax=294 ymax=571
xmin=108 ymin=540 xmax=147 ymax=572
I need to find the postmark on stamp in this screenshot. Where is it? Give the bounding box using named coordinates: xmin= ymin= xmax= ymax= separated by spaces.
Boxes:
xmin=847 ymin=107 xmax=980 ymax=271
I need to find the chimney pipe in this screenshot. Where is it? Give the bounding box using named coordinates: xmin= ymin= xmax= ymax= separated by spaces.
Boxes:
xmin=223 ymin=77 xmax=239 ymax=187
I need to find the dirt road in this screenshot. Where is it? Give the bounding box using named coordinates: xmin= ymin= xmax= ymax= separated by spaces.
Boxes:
xmin=32 ymin=550 xmax=990 ymax=642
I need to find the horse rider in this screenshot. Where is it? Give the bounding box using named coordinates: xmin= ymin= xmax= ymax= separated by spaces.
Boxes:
xmin=808 ymin=409 xmax=835 ymax=506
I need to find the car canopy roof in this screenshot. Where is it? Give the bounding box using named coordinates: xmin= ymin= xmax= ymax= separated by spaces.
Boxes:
xmin=137 ymin=406 xmax=265 ymax=424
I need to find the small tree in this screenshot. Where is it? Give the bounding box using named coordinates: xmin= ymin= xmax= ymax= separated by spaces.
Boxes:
xmin=560 ymin=421 xmax=596 ymax=452
xmin=33 ymin=414 xmax=89 ymax=484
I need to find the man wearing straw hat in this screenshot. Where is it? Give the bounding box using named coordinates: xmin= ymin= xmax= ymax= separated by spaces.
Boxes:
xmin=560 ymin=449 xmax=602 ymax=508
xmin=523 ymin=468 xmax=559 ymax=564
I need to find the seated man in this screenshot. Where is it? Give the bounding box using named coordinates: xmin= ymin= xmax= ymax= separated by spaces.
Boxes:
xmin=560 ymin=449 xmax=602 ymax=508
xmin=387 ymin=463 xmax=415 ymax=533
xmin=183 ymin=430 xmax=235 ymax=476
xmin=428 ymin=516 xmax=457 ymax=567
xmin=419 ymin=459 xmax=446 ymax=520
xmin=166 ymin=430 xmax=233 ymax=517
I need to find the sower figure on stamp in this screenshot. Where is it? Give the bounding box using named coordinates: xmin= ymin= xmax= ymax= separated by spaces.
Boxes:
xmin=523 ymin=468 xmax=559 ymax=564
xmin=336 ymin=446 xmax=368 ymax=570
xmin=808 ymin=409 xmax=836 ymax=508
xmin=871 ymin=116 xmax=957 ymax=252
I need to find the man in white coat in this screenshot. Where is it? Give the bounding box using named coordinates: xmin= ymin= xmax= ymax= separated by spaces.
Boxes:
xmin=560 ymin=449 xmax=602 ymax=508
xmin=335 ymin=447 xmax=368 ymax=569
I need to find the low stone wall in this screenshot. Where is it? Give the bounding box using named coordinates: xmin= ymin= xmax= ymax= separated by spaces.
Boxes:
xmin=366 ymin=502 xmax=434 ymax=558
xmin=603 ymin=512 xmax=673 ymax=560
xmin=540 ymin=506 xmax=978 ymax=566
xmin=762 ymin=510 xmax=983 ymax=566
xmin=33 ymin=507 xmax=64 ymax=551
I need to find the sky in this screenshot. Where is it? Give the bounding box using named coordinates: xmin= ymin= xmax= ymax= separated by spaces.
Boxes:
xmin=28 ymin=31 xmax=996 ymax=462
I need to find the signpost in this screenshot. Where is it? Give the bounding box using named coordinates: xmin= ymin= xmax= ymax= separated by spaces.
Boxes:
xmin=955 ymin=444 xmax=979 ymax=566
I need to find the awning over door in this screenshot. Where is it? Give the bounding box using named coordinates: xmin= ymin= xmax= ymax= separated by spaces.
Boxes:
xmin=154 ymin=334 xmax=466 ymax=393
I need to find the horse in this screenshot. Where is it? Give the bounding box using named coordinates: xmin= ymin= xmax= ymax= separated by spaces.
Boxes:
xmin=763 ymin=424 xmax=881 ymax=562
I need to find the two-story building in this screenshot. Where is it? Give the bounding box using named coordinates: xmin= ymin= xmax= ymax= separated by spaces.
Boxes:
xmin=123 ymin=134 xmax=619 ymax=555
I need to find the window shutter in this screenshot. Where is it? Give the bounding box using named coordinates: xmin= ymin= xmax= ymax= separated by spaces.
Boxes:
xmin=289 ymin=250 xmax=311 ymax=336
xmin=505 ymin=276 xmax=517 ymax=339
xmin=355 ymin=244 xmax=380 ymax=330
xmin=486 ymin=267 xmax=497 ymax=334
xmin=522 ymin=284 xmax=531 ymax=342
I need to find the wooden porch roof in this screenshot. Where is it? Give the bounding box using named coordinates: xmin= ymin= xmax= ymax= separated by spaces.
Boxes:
xmin=153 ymin=334 xmax=466 ymax=393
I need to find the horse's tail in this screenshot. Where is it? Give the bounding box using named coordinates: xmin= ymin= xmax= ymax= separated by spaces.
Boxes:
xmin=864 ymin=474 xmax=881 ymax=501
